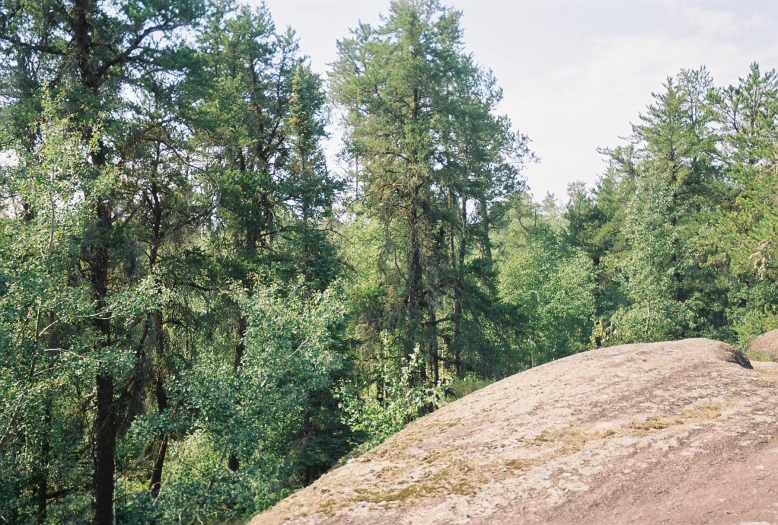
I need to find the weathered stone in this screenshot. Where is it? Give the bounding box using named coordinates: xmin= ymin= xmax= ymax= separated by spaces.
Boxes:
xmin=747 ymin=329 xmax=778 ymax=362
xmin=252 ymin=339 xmax=778 ymax=525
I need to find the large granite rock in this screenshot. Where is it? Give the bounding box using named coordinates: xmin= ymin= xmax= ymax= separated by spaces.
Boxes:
xmin=252 ymin=339 xmax=778 ymax=525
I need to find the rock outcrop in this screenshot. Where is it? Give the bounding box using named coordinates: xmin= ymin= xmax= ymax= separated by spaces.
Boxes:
xmin=748 ymin=329 xmax=778 ymax=362
xmin=252 ymin=339 xmax=778 ymax=525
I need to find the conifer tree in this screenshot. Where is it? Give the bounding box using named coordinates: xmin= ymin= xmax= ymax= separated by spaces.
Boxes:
xmin=332 ymin=0 xmax=530 ymax=385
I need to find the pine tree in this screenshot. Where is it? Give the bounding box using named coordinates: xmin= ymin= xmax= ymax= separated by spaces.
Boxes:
xmin=331 ymin=0 xmax=530 ymax=385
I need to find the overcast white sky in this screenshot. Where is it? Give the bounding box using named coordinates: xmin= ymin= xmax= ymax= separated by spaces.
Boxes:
xmin=256 ymin=0 xmax=778 ymax=200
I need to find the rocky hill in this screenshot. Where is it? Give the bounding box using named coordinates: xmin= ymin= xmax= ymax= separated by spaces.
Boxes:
xmin=251 ymin=339 xmax=778 ymax=525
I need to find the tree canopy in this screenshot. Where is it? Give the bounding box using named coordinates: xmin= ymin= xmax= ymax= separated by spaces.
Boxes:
xmin=1 ymin=1 xmax=777 ymax=524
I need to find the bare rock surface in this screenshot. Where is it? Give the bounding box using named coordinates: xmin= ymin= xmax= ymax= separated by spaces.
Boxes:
xmin=251 ymin=339 xmax=778 ymax=525
xmin=748 ymin=330 xmax=778 ymax=362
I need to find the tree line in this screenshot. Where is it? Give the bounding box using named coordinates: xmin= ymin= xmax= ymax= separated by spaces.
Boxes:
xmin=1 ymin=0 xmax=777 ymax=523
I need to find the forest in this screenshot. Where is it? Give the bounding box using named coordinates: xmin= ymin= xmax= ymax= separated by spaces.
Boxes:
xmin=1 ymin=0 xmax=777 ymax=523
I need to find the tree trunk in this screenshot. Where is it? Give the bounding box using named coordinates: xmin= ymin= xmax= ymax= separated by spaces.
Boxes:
xmin=407 ymin=81 xmax=424 ymax=366
xmin=228 ymin=315 xmax=247 ymax=472
xmin=149 ymin=310 xmax=168 ymax=499
xmin=451 ymin=197 xmax=468 ymax=378
xmin=407 ymin=198 xmax=423 ymax=365
xmin=94 ymin=372 xmax=115 ymax=525
xmin=428 ymin=304 xmax=439 ymax=386
xmin=234 ymin=315 xmax=247 ymax=370
xmin=93 ymin=194 xmax=115 ymax=525
xmin=479 ymin=196 xmax=492 ymax=260
xmin=147 ymin=169 xmax=169 ymax=500
xmin=149 ymin=366 xmax=168 ymax=499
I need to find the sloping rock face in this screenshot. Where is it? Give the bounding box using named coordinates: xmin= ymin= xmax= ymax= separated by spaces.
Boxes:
xmin=748 ymin=329 xmax=778 ymax=362
xmin=252 ymin=339 xmax=778 ymax=525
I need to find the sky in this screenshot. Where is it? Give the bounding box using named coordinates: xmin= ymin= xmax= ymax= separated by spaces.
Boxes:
xmin=256 ymin=0 xmax=778 ymax=201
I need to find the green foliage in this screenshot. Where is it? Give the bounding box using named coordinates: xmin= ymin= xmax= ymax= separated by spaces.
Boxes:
xmin=0 ymin=106 xmax=102 ymax=524
xmin=337 ymin=341 xmax=446 ymax=445
xmin=131 ymin=282 xmax=351 ymax=524
xmin=331 ymin=0 xmax=532 ymax=402
xmin=446 ymin=375 xmax=494 ymax=400
xmin=607 ymin=172 xmax=692 ymax=344
xmin=496 ymin=196 xmax=596 ymax=366
xmin=2 ymin=0 xmax=778 ymax=522
xmin=498 ymin=63 xmax=778 ymax=359
xmin=1 ymin=1 xmax=346 ymax=523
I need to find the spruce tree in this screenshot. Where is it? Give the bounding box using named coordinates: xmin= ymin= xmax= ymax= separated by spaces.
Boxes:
xmin=332 ymin=0 xmax=530 ymax=384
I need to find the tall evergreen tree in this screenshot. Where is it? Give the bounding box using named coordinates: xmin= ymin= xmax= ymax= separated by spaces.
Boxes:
xmin=331 ymin=0 xmax=530 ymax=386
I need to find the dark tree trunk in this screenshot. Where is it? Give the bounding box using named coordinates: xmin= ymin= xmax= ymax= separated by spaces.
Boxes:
xmin=479 ymin=196 xmax=492 ymax=260
xmin=448 ymin=192 xmax=460 ymax=378
xmin=428 ymin=304 xmax=439 ymax=386
xmin=407 ymin=198 xmax=423 ymax=364
xmin=405 ymin=81 xmax=425 ymax=367
xmin=92 ymin=189 xmax=115 ymax=524
xmin=149 ymin=364 xmax=168 ymax=499
xmin=94 ymin=372 xmax=115 ymax=525
xmin=149 ymin=308 xmax=168 ymax=499
xmin=74 ymin=0 xmax=119 ymax=511
xmin=147 ymin=167 xmax=169 ymax=500
xmin=234 ymin=315 xmax=247 ymax=370
xmin=451 ymin=196 xmax=467 ymax=378
xmin=149 ymin=435 xmax=168 ymax=500
xmin=228 ymin=315 xmax=247 ymax=472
